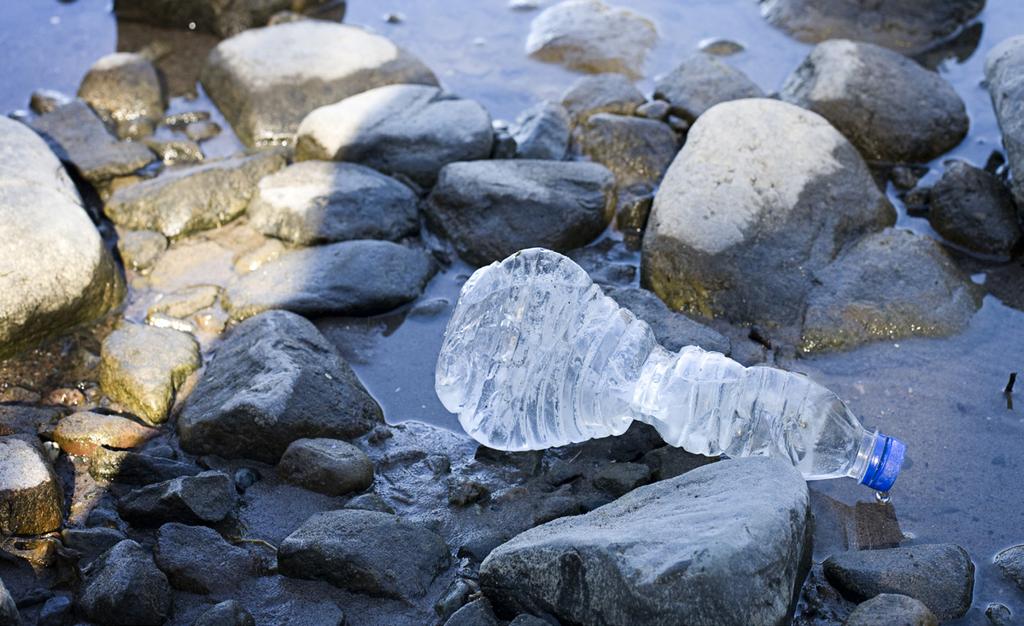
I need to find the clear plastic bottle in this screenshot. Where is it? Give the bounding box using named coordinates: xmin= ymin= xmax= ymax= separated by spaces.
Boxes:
xmin=436 ymin=248 xmax=905 ymax=490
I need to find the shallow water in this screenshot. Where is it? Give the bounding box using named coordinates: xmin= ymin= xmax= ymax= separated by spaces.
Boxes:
xmin=3 ymin=0 xmax=1024 ymax=622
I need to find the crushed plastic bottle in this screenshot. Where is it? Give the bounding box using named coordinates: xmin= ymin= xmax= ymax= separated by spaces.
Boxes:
xmin=436 ymin=248 xmax=905 ymax=490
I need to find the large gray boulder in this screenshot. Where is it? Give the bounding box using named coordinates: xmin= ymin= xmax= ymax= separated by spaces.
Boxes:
xmin=178 ymin=311 xmax=382 ymax=462
xmin=0 ymin=118 xmax=123 ymax=358
xmin=201 ymin=21 xmax=438 ymax=146
xmin=480 ymin=457 xmax=811 ymax=626
xmin=781 ymin=39 xmax=968 ymax=163
xmin=113 ymin=0 xmax=340 ymax=37
xmin=79 ymin=540 xmax=171 ymax=626
xmin=641 ymin=98 xmax=893 ymax=327
xmin=653 ymin=53 xmax=763 ymax=122
xmin=424 ymin=160 xmax=615 ymax=266
xmin=295 ymin=84 xmax=493 ymax=187
xmin=0 ymin=436 xmax=64 ymax=535
xmin=985 ymin=35 xmax=1024 ymax=209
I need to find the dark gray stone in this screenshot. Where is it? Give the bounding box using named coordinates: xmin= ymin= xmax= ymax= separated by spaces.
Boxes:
xmin=192 ymin=600 xmax=255 ymax=626
xmin=277 ymin=438 xmax=374 ymax=496
xmin=604 ymin=286 xmax=731 ymax=354
xmin=845 ymin=594 xmax=938 ymax=626
xmin=987 ymin=36 xmax=1024 ymax=208
xmin=79 ymin=540 xmax=171 ymax=626
xmin=561 ymin=73 xmax=645 ymax=123
xmin=113 ymin=0 xmax=339 ymax=37
xmin=37 ymin=594 xmax=70 ymax=626
xmin=0 ymin=577 xmax=18 ymax=626
xmin=823 ymin=543 xmax=974 ymax=620
xmin=77 ymin=52 xmax=166 ymax=139
xmin=994 ymin=544 xmax=1024 ymax=592
xmin=0 ymin=436 xmax=63 ymax=535
xmin=117 ymin=471 xmax=237 ymax=526
xmin=590 ymin=462 xmax=650 ymax=497
xmin=444 ymin=598 xmax=498 ymax=626
xmin=509 ymin=616 xmax=551 ymax=626
xmin=512 ymin=101 xmax=570 ymax=160
xmin=278 ymin=509 xmax=450 ymax=600
xmin=344 ymin=492 xmax=394 ymax=514
xmin=89 ymin=447 xmax=201 ymax=485
xmin=574 ymin=113 xmax=678 ymax=187
xmin=639 ymin=445 xmax=717 ymax=481
xmin=480 ymin=457 xmax=811 ymax=626
xmin=928 ymin=161 xmax=1021 ymax=259
xmin=154 ymin=523 xmax=254 ymax=594
xmin=653 ymin=53 xmax=763 ymax=122
xmin=424 ymin=160 xmax=615 ymax=266
xmin=178 ymin=311 xmax=382 ymax=463
xmin=61 ymin=527 xmax=127 ymax=566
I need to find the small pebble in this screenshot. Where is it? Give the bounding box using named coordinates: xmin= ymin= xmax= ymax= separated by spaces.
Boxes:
xmin=383 ymin=12 xmax=405 ymax=24
xmin=234 ymin=467 xmax=260 ymax=493
xmin=698 ymin=37 xmax=745 ymax=56
xmin=185 ymin=121 xmax=221 ymax=142
xmin=635 ymin=100 xmax=670 ymax=120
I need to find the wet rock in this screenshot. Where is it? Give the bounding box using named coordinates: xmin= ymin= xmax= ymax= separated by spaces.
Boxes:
xmin=104 ymin=151 xmax=285 ymax=239
xmin=154 ymin=523 xmax=254 ymax=594
xmin=642 ymin=98 xmax=893 ymax=327
xmin=761 ymin=0 xmax=985 ymax=54
xmin=90 ymin=447 xmax=200 ymax=485
xmin=525 ymin=0 xmax=657 ymax=79
xmin=445 ymin=598 xmax=499 ymax=626
xmin=144 ymin=138 xmax=204 ymax=165
xmin=79 ymin=540 xmax=171 ymax=626
xmin=30 ymin=88 xmax=72 ymax=114
xmin=561 ymin=73 xmax=645 ymax=122
xmin=928 ymin=161 xmax=1021 ymax=259
xmin=117 ymin=471 xmax=237 ymax=527
xmin=148 ymin=285 xmax=220 ymax=320
xmin=114 ymin=0 xmax=339 ymax=37
xmin=987 ymin=602 xmax=1014 ymax=626
xmin=278 ymin=509 xmax=450 ymax=600
xmin=994 ymin=544 xmax=1024 ymax=591
xmin=223 ymin=240 xmax=435 ymax=321
xmin=481 ymin=458 xmax=810 ymax=625
xmin=344 ymin=492 xmax=394 ymax=514
xmin=27 ymin=100 xmax=154 ymax=183
xmin=574 ymin=113 xmax=677 ymax=187
xmin=37 ymin=594 xmax=71 ymax=626
xmin=635 ymin=99 xmax=670 ymax=120
xmin=699 ymin=37 xmax=745 ymax=56
xmin=985 ymin=36 xmax=1024 ymax=208
xmin=296 ymin=84 xmax=493 ymax=187
xmin=61 ymin=526 xmax=127 ymax=566
xmin=201 ymin=21 xmax=437 ymax=146
xmin=781 ymin=40 xmax=968 ymax=163
xmin=193 ymin=600 xmax=255 ymax=626
xmin=591 ymin=462 xmax=651 ymax=497
xmin=639 ymin=445 xmax=716 ymax=481
xmin=424 ymin=160 xmax=615 ymax=266
xmin=117 ymin=229 xmax=167 ymax=271
xmin=801 ymin=229 xmax=980 ymax=352
xmin=186 ymin=121 xmax=221 ymax=143
xmin=178 ymin=311 xmax=382 ymax=462
xmin=52 ymin=412 xmax=156 ymax=456
xmin=823 ymin=543 xmax=974 ymax=620
xmin=99 ymin=324 xmax=200 ymax=425
xmin=604 ymin=286 xmax=731 ymax=354
xmin=511 ymin=101 xmax=571 ymax=160
xmin=0 ymin=117 xmax=124 ymax=358
xmin=653 ymin=53 xmax=763 ymax=122
xmin=248 ymin=161 xmax=419 ymax=245
xmin=277 ymin=438 xmax=374 ymax=496
xmin=845 ymin=593 xmax=938 ymax=626
xmin=77 ymin=52 xmax=166 ymax=139
xmin=0 ymin=436 xmax=63 ymax=535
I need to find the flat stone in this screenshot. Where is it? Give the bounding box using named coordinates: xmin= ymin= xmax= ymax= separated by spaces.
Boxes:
xmin=113 ymin=0 xmax=339 ymax=37
xmin=424 ymin=160 xmax=615 ymax=266
xmin=574 ymin=113 xmax=678 ymax=187
xmin=0 ymin=436 xmax=63 ymax=535
xmin=79 ymin=540 xmax=171 ymax=626
xmin=277 ymin=438 xmax=374 ymax=497
xmin=77 ymin=52 xmax=166 ymax=138
xmin=248 ymin=161 xmax=419 ymax=245
xmin=201 ymin=21 xmax=438 ymax=146
xmin=144 ymin=138 xmax=204 ymax=165
xmin=223 ymin=240 xmax=436 ymax=321
xmin=117 ymin=471 xmax=237 ymax=527
xmin=928 ymin=161 xmax=1021 ymax=260
xmin=525 ymin=0 xmax=657 ymax=79
xmin=986 ymin=36 xmax=1024 ymax=209
xmin=99 ymin=324 xmax=201 ymax=425
xmin=653 ymin=53 xmax=763 ymax=122
xmin=781 ymin=39 xmax=968 ymax=163
xmin=89 ymin=448 xmax=200 ymax=485
xmin=603 ymin=286 xmax=731 ymax=354
xmin=116 ymin=229 xmax=167 ymax=272
xmin=295 ymin=84 xmax=493 ymax=187
xmin=801 ymin=229 xmax=980 ymax=352
xmin=52 ymin=411 xmax=156 ymax=456
xmin=995 ymin=544 xmax=1024 ymax=592
xmin=154 ymin=523 xmax=254 ymax=594
xmin=193 ymin=600 xmax=256 ymax=626
xmin=147 ymin=285 xmax=220 ymax=320
xmin=511 ymin=101 xmax=571 ymax=160
xmin=845 ymin=594 xmax=938 ymax=626
xmin=278 ymin=509 xmax=450 ymax=600
xmin=480 ymin=458 xmax=811 ymax=625
xmin=104 ymin=151 xmax=285 ymax=238
xmin=561 ymin=73 xmax=645 ymax=122
xmin=178 ymin=311 xmax=382 ymax=463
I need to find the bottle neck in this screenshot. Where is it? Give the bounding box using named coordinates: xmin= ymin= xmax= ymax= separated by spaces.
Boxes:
xmin=847 ymin=429 xmax=878 ymax=482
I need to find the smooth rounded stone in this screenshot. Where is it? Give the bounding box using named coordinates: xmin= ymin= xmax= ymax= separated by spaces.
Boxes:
xmin=117 ymin=471 xmax=237 ymax=527
xmin=424 ymin=160 xmax=615 ymax=266
xmin=0 ymin=436 xmax=63 ymax=535
xmin=201 ymin=21 xmax=437 ymax=146
xmin=295 ymin=84 xmax=493 ymax=187
xmin=635 ymin=99 xmax=670 ymax=120
xmin=144 ymin=138 xmax=204 ymax=165
xmin=929 ymin=161 xmax=1021 ymax=259
xmin=480 ymin=458 xmax=811 ymax=626
xmin=509 ymin=615 xmax=549 ymax=626
xmin=77 ymin=52 xmax=166 ymax=137
xmin=104 ymin=151 xmax=285 ymax=238
xmin=603 ymin=286 xmax=731 ymax=354
xmin=985 ymin=36 xmax=1024 ymax=208
xmin=525 ymin=0 xmax=657 ymax=79
xmin=277 ymin=438 xmax=374 ymax=496
xmin=994 ymin=544 xmax=1024 ymax=591
xmin=573 ymin=113 xmax=678 ymax=187
xmin=52 ymin=411 xmax=156 ymax=457
xmin=99 ymin=324 xmax=201 ymax=425
xmin=823 ymin=543 xmax=974 ymax=621
xmin=642 ymin=98 xmax=894 ymax=327
xmin=60 ymin=526 xmax=127 ymax=566
xmin=223 ymin=240 xmax=436 ymax=321
xmin=0 ymin=117 xmax=124 ymax=358
xmin=561 ymin=73 xmax=645 ymax=122
xmin=154 ymin=523 xmax=254 ymax=594
xmin=185 ymin=121 xmax=221 ymax=143
xmin=147 ymin=285 xmax=220 ymax=320
xmin=114 ymin=0 xmax=338 ymax=36
xmin=653 ymin=53 xmax=763 ymax=122
xmin=591 ymin=462 xmax=651 ymax=497
xmin=444 ymin=598 xmax=498 ymax=626
xmin=845 ymin=594 xmax=938 ymax=626
xmin=0 ymin=578 xmax=17 ymax=626
xmin=193 ymin=600 xmax=255 ymax=626
xmin=278 ymin=509 xmax=450 ymax=600
xmin=178 ymin=311 xmax=382 ymax=463
xmin=760 ymin=0 xmax=985 ymax=55
xmin=986 ymin=602 xmax=1014 ymax=626
xmin=117 ymin=229 xmax=168 ymax=271
xmin=30 ymin=88 xmax=72 ymax=114
xmin=248 ymin=161 xmax=419 ymax=245
xmin=801 ymin=229 xmax=980 ymax=352
xmin=781 ymin=40 xmax=968 ymax=163
xmin=511 ymin=101 xmax=571 ymax=160
xmin=89 ymin=447 xmax=200 ymax=485
xmin=79 ymin=540 xmax=171 ymax=626
xmin=38 ymin=593 xmax=72 ymax=626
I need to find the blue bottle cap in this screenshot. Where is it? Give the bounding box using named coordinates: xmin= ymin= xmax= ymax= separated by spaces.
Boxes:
xmin=859 ymin=433 xmax=906 ymax=492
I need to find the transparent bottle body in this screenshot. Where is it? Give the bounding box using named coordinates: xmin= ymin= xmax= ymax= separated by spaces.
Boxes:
xmin=436 ymin=248 xmax=877 ymax=481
